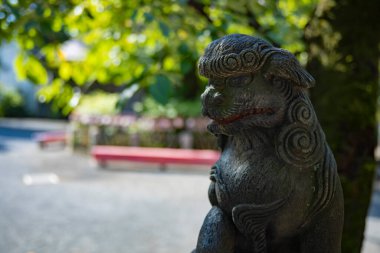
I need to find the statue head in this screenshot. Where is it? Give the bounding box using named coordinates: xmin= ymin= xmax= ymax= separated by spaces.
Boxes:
xmin=199 ymin=34 xmax=315 ymax=135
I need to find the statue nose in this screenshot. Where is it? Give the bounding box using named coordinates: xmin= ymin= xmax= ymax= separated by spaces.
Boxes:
xmin=201 ymin=88 xmax=224 ymax=106
xmin=213 ymin=93 xmax=224 ymax=105
xmin=201 ymin=89 xmax=212 ymax=104
xmin=200 ymin=91 xmax=207 ymax=101
xmin=201 ymin=92 xmax=210 ymax=116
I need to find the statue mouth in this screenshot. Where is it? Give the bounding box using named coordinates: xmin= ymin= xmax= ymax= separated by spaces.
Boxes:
xmin=214 ymin=108 xmax=275 ymax=125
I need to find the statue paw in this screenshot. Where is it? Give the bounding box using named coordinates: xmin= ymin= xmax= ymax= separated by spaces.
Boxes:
xmin=209 ymin=165 xmax=217 ymax=182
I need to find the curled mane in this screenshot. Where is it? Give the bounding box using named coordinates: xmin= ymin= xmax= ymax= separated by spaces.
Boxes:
xmin=199 ymin=34 xmax=315 ymax=88
xmin=267 ymin=65 xmax=336 ymax=227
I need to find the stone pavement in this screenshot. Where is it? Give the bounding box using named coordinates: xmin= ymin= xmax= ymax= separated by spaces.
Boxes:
xmin=361 ymin=177 xmax=380 ymax=253
xmin=0 ymin=124 xmax=210 ymax=253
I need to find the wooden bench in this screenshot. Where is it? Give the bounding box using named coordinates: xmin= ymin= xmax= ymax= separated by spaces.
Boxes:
xmin=35 ymin=131 xmax=67 ymax=148
xmin=91 ymin=145 xmax=220 ymax=169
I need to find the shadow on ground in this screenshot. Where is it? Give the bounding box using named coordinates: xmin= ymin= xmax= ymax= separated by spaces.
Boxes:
xmin=0 ymin=127 xmax=43 ymax=139
xmin=0 ymin=143 xmax=8 ymax=152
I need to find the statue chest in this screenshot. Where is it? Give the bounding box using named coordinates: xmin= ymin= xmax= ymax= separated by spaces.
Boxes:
xmin=214 ymin=142 xmax=292 ymax=213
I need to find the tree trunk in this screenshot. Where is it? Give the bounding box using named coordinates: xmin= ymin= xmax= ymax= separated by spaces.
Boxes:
xmin=305 ymin=0 xmax=380 ymax=252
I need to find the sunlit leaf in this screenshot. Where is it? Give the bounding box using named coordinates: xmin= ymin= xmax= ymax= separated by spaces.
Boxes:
xmin=25 ymin=56 xmax=48 ymax=85
xmin=14 ymin=54 xmax=26 ymax=80
xmin=59 ymin=62 xmax=72 ymax=80
xmin=72 ymin=65 xmax=88 ymax=85
xmin=163 ymin=57 xmax=176 ymax=71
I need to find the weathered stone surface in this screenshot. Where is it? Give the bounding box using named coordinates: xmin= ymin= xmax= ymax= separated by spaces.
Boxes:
xmin=193 ymin=34 xmax=344 ymax=253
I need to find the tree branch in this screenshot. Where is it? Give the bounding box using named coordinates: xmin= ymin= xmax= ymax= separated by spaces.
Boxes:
xmin=245 ymin=7 xmax=281 ymax=47
xmin=187 ymin=0 xmax=213 ymax=24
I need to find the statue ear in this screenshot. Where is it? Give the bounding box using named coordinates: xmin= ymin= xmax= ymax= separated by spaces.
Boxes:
xmin=264 ymin=52 xmax=315 ymax=89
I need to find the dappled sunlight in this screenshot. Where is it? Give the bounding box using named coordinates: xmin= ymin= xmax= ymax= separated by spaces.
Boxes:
xmin=22 ymin=173 xmax=60 ymax=186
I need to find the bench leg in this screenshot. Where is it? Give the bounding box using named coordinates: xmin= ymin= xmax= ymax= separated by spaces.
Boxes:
xmin=38 ymin=142 xmax=45 ymax=149
xmin=159 ymin=164 xmax=167 ymax=171
xmin=98 ymin=160 xmax=107 ymax=169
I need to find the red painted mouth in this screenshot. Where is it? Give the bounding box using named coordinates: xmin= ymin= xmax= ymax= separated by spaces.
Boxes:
xmin=214 ymin=108 xmax=275 ymax=124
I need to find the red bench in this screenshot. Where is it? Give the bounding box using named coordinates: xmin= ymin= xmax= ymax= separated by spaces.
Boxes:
xmin=35 ymin=131 xmax=67 ymax=148
xmin=91 ymin=145 xmax=220 ymax=169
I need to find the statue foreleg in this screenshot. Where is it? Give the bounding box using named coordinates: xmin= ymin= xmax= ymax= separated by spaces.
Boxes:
xmin=232 ymin=197 xmax=288 ymax=253
xmin=193 ymin=206 xmax=236 ymax=253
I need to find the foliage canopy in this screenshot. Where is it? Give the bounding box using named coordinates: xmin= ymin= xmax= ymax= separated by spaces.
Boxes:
xmin=1 ymin=0 xmax=317 ymax=114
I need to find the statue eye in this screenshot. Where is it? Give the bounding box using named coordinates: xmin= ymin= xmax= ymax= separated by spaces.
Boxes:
xmin=226 ymin=74 xmax=253 ymax=87
xmin=271 ymin=77 xmax=284 ymax=88
xmin=209 ymin=78 xmax=224 ymax=89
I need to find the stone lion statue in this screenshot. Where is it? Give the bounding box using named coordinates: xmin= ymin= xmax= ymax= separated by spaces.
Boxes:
xmin=193 ymin=34 xmax=344 ymax=253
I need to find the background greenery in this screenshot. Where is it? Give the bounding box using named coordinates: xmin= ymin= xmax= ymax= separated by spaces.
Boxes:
xmin=0 ymin=83 xmax=25 ymax=117
xmin=1 ymin=0 xmax=380 ymax=252
xmin=1 ymin=0 xmax=318 ymax=115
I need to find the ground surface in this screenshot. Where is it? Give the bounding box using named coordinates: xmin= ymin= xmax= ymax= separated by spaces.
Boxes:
xmin=0 ymin=119 xmax=379 ymax=253
xmin=362 ymin=179 xmax=380 ymax=253
xmin=0 ymin=122 xmax=210 ymax=253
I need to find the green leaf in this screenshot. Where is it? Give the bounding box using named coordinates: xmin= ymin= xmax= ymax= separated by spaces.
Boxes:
xmin=14 ymin=54 xmax=26 ymax=80
xmin=180 ymin=61 xmax=192 ymax=74
xmin=159 ymin=21 xmax=170 ymax=37
xmin=149 ymin=74 xmax=172 ymax=105
xmin=144 ymin=12 xmax=154 ymax=23
xmin=24 ymin=56 xmax=48 ymax=84
xmin=131 ymin=9 xmax=138 ymax=21
xmin=163 ymin=57 xmax=176 ymax=71
xmin=59 ymin=62 xmax=72 ymax=80
xmin=178 ymin=43 xmax=189 ymax=54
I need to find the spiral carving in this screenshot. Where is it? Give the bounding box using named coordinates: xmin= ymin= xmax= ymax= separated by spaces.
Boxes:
xmin=222 ymin=54 xmax=241 ymax=71
xmin=288 ymin=99 xmax=316 ymax=126
xmin=276 ymin=123 xmax=324 ymax=167
xmin=241 ymin=49 xmax=260 ymax=69
xmin=271 ymin=78 xmax=293 ymax=101
xmin=198 ymin=41 xmax=279 ymax=77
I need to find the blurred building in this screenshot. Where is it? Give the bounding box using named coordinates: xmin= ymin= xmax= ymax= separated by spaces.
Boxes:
xmin=0 ymin=42 xmax=38 ymax=115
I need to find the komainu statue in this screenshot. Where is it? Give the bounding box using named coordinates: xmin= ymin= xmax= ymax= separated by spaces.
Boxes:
xmin=193 ymin=34 xmax=344 ymax=253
